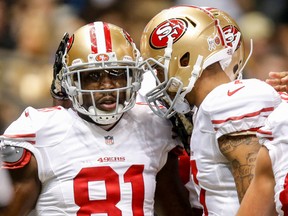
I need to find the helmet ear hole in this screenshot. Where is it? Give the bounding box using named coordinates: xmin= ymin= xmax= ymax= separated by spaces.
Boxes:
xmin=233 ymin=64 xmax=239 ymax=73
xmin=180 ymin=52 xmax=190 ymax=67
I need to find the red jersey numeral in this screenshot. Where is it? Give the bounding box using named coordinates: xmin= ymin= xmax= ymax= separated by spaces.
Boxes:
xmin=280 ymin=173 xmax=288 ymax=215
xmin=74 ymin=165 xmax=145 ymax=216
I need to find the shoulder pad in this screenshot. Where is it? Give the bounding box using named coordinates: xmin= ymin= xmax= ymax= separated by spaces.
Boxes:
xmin=1 ymin=146 xmax=24 ymax=162
xmin=1 ymin=146 xmax=31 ymax=169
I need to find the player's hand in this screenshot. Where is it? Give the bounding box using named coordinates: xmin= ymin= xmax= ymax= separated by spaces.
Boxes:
xmin=50 ymin=33 xmax=70 ymax=100
xmin=266 ymin=71 xmax=288 ymax=93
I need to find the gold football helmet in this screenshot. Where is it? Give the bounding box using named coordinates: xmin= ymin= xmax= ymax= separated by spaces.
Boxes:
xmin=140 ymin=5 xmax=233 ymax=118
xmin=204 ymin=7 xmax=245 ymax=80
xmin=61 ymin=21 xmax=143 ymax=125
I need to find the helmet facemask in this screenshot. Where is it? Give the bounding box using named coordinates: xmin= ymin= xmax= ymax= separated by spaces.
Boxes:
xmin=63 ymin=57 xmax=142 ymax=124
xmin=144 ymin=52 xmax=203 ymax=119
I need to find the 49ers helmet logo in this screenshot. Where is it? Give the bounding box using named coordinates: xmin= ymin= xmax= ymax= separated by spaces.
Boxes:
xmin=222 ymin=25 xmax=241 ymax=51
xmin=149 ymin=18 xmax=187 ymax=49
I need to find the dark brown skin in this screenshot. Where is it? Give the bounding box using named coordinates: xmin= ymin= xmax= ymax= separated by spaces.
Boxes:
xmin=80 ymin=70 xmax=127 ymax=112
xmin=218 ymin=135 xmax=261 ymax=202
xmin=185 ymin=63 xmax=231 ymax=108
xmin=236 ymin=146 xmax=277 ymax=216
xmin=0 ymin=156 xmax=41 ymax=216
xmin=154 ymin=152 xmax=193 ymax=216
xmin=52 ymin=98 xmax=72 ymax=108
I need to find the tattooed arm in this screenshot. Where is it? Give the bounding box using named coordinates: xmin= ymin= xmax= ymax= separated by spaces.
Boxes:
xmin=236 ymin=146 xmax=277 ymax=216
xmin=218 ymin=135 xmax=261 ymax=202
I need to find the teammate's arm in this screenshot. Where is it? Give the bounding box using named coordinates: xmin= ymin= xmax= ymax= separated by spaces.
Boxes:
xmin=154 ymin=151 xmax=193 ymax=216
xmin=218 ymin=134 xmax=261 ymax=202
xmin=236 ymin=146 xmax=277 ymax=216
xmin=0 ymin=154 xmax=41 ymax=216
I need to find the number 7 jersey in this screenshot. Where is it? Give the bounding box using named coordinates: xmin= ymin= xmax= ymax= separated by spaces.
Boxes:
xmin=1 ymin=104 xmax=180 ymax=216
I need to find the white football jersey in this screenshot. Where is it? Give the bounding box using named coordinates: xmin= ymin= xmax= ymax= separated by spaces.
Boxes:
xmin=190 ymin=79 xmax=282 ymax=215
xmin=136 ymin=71 xmax=157 ymax=103
xmin=257 ymin=101 xmax=288 ymax=216
xmin=2 ymin=104 xmax=179 ymax=216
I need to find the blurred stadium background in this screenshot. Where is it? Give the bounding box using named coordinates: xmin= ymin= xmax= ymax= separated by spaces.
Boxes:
xmin=0 ymin=0 xmax=287 ymax=133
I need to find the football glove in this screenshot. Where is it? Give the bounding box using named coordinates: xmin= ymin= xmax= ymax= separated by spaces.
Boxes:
xmin=50 ymin=32 xmax=70 ymax=100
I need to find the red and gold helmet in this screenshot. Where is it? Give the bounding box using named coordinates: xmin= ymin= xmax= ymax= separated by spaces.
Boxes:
xmin=140 ymin=5 xmax=232 ymax=118
xmin=204 ymin=7 xmax=245 ymax=80
xmin=62 ymin=22 xmax=143 ymax=124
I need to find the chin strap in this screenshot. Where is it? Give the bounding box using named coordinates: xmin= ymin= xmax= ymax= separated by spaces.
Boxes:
xmin=173 ymin=55 xmax=203 ymax=114
xmin=163 ymin=36 xmax=173 ymax=81
xmin=237 ymin=39 xmax=253 ymax=80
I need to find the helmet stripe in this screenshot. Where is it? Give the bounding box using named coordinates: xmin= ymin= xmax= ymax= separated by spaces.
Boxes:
xmin=94 ymin=22 xmax=106 ymax=53
xmin=90 ymin=22 xmax=112 ymax=54
xmin=89 ymin=22 xmax=106 ymax=54
xmin=103 ymin=22 xmax=112 ymax=52
xmin=215 ymin=19 xmax=226 ymax=46
xmin=89 ymin=22 xmax=97 ymax=53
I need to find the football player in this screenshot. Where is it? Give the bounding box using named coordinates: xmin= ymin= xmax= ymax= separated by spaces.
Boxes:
xmin=181 ymin=6 xmax=248 ymax=215
xmin=0 ymin=22 xmax=192 ymax=216
xmin=237 ymin=101 xmax=288 ymax=216
xmin=140 ymin=5 xmax=282 ymax=215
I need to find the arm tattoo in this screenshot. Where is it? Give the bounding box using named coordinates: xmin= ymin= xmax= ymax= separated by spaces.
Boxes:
xmin=218 ymin=135 xmax=261 ymax=202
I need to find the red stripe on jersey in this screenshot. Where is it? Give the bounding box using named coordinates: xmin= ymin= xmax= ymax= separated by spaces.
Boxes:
xmin=178 ymin=150 xmax=190 ymax=184
xmin=89 ymin=23 xmax=97 ymax=53
xmin=279 ymin=92 xmax=288 ymax=102
xmin=3 ymin=134 xmax=36 ymax=144
xmin=257 ymin=128 xmax=272 ymax=136
xmin=200 ymin=189 xmax=208 ymax=216
xmin=3 ymin=133 xmax=36 ymax=139
xmin=191 ymin=159 xmax=207 ymax=215
xmin=135 ymin=101 xmax=165 ymax=109
xmin=211 ymin=107 xmax=275 ymax=125
xmin=135 ymin=102 xmax=148 ymax=105
xmin=279 ymin=173 xmax=288 ymax=214
xmin=103 ymin=22 xmax=112 ymax=52
xmin=190 ymin=159 xmax=199 ymax=185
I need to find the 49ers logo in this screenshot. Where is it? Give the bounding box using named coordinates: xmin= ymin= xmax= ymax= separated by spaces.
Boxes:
xmin=149 ymin=18 xmax=187 ymax=49
xmin=222 ymin=25 xmax=241 ymax=51
xmin=95 ymin=54 xmax=109 ymax=61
